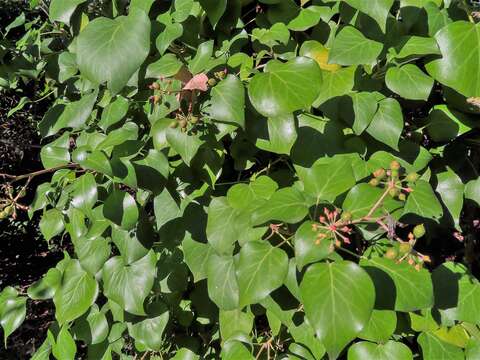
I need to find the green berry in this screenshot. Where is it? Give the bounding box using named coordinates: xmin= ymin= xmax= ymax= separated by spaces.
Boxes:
xmin=413 ymin=224 xmax=426 ymax=238
xmin=207 ymin=78 xmax=217 ymax=86
xmin=385 ymin=248 xmax=398 ymax=260
xmin=189 ymin=115 xmax=199 ymax=124
xmin=179 ymin=119 xmax=188 ymax=128
xmin=389 ymin=188 xmax=399 ymax=197
xmin=341 ymin=211 xmax=352 ymax=221
xmin=390 ymin=160 xmax=401 ymax=170
xmin=399 ymin=242 xmax=411 ymax=254
xmin=373 ymin=168 xmax=386 ymax=179
xmin=406 ymin=172 xmax=419 ymax=183
xmin=369 ymin=178 xmax=379 ymax=187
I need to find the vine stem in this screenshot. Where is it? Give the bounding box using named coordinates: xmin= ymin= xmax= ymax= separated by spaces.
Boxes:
xmin=255 ymin=337 xmax=273 ymax=360
xmin=336 ymin=246 xmax=367 ymax=260
xmin=365 ymin=183 xmax=394 ymax=219
xmin=0 ymin=163 xmax=78 ymax=183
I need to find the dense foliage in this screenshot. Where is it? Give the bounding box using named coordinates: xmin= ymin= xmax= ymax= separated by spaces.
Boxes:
xmin=2 ymin=0 xmax=480 ymax=359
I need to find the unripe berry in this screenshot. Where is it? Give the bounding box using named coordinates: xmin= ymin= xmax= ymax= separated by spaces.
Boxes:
xmin=389 ymin=188 xmax=399 ymax=197
xmin=189 ymin=115 xmax=199 ymax=124
xmin=399 ymin=242 xmax=411 ymax=254
xmin=0 ymin=210 xmax=7 ymax=220
xmin=413 ymin=224 xmax=426 ymax=238
xmin=390 ymin=160 xmax=401 ymax=170
xmin=385 ymin=248 xmax=398 ymax=260
xmin=391 ymin=169 xmax=399 ymax=178
xmin=179 ymin=119 xmax=188 ymax=128
xmin=373 ymin=168 xmax=386 ymax=179
xmin=341 ymin=211 xmax=352 ymax=222
xmin=3 ymin=205 xmax=13 ymax=216
xmin=208 ymin=78 xmax=217 ymax=86
xmin=406 ymin=172 xmax=419 ymax=183
xmin=369 ymin=178 xmax=379 ymax=187
xmin=398 ymin=193 xmax=406 ymax=201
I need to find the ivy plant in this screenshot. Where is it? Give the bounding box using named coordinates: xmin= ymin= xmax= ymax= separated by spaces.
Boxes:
xmin=2 ymin=0 xmax=480 ymax=359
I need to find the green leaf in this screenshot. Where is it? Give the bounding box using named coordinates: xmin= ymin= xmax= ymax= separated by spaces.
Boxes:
xmin=156 ymin=23 xmax=183 ymax=55
xmin=349 ymin=92 xmax=378 ymax=135
xmin=102 ymin=251 xmax=157 ymax=315
xmin=329 ymin=26 xmax=383 ymax=65
xmin=0 ymin=288 xmax=26 ymax=347
xmin=222 ymin=340 xmax=254 ymax=360
xmin=385 ymin=64 xmax=434 ymax=101
xmin=103 ymin=190 xmax=139 ymax=230
xmin=362 ymin=257 xmax=434 ymax=312
xmin=426 ymin=105 xmax=476 ymax=142
xmin=347 ymin=340 xmax=413 ymax=360
xmin=52 ymin=327 xmax=76 ymax=360
xmin=403 ymin=180 xmax=443 ymax=220
xmin=166 ymin=128 xmax=203 ymax=166
xmin=188 ymin=40 xmax=213 ymax=74
xmin=252 ymin=187 xmax=308 ymax=225
xmin=76 ymin=9 xmax=151 ymax=94
xmin=28 ymin=268 xmax=61 ymax=300
xmin=358 ymin=310 xmax=397 ymax=343
xmin=300 ymin=261 xmax=375 ymax=359
xmin=182 ymin=236 xmax=213 ymax=282
xmin=366 ymin=98 xmax=404 ymax=151
xmin=53 ymin=260 xmax=98 ymax=324
xmin=436 ymin=168 xmax=464 ymax=229
xmin=206 ymin=197 xmax=240 ymax=255
xmin=426 ymin=21 xmax=480 ymax=98
xmin=39 ymin=91 xmax=97 ymax=137
xmin=227 ymin=183 xmax=257 ymax=211
xmin=343 ymin=184 xmax=402 ymax=219
xmin=341 ymin=0 xmax=394 ymax=32
xmin=252 ymin=23 xmax=290 ymax=48
xmin=49 ymin=0 xmax=86 ymax=24
xmin=73 ymin=236 xmax=111 ymax=275
xmin=298 ymin=155 xmax=356 ymax=204
xmin=248 ymin=57 xmax=322 ymax=118
xmin=40 ymin=134 xmax=70 ymax=168
xmin=40 ymin=208 xmax=65 ymax=242
xmin=287 ymin=6 xmax=323 ymax=31
xmin=313 ymin=66 xmax=356 ymax=107
xmin=71 ymin=173 xmax=98 ymax=216
xmin=432 ymin=262 xmax=480 ymax=325
xmin=208 ymin=75 xmax=245 ymax=128
xmin=97 ymin=122 xmax=138 ymax=151
xmin=207 ymin=254 xmax=239 ymax=310
xmin=236 ymin=241 xmax=289 ymax=307
xmin=128 ymin=302 xmax=169 ymax=351
xmin=98 ymin=96 xmax=129 ymax=131
xmin=154 ymin=189 xmax=181 ymax=229
xmin=220 ymin=309 xmax=254 ymax=341
xmin=255 ymin=115 xmax=298 ymax=155
xmin=392 ymin=36 xmax=440 ymax=59
xmin=199 ymin=0 xmax=227 ymax=27
xmin=418 ymin=332 xmax=464 ymax=360
xmin=172 ymin=0 xmax=193 ymax=22
xmin=75 ymin=305 xmax=109 ymax=345
xmin=465 ymin=178 xmax=480 ymax=206
xmin=31 ymin=337 xmax=52 ymax=360
xmin=294 ymin=221 xmax=332 ymax=270
xmin=146 ymin=54 xmax=183 ymax=79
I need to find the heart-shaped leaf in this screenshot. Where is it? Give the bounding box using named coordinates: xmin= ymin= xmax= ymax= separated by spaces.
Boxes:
xmin=300 ymin=261 xmax=375 ymax=359
xmin=76 ymin=9 xmax=151 ymax=94
xmin=248 ymin=57 xmax=322 ymax=117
